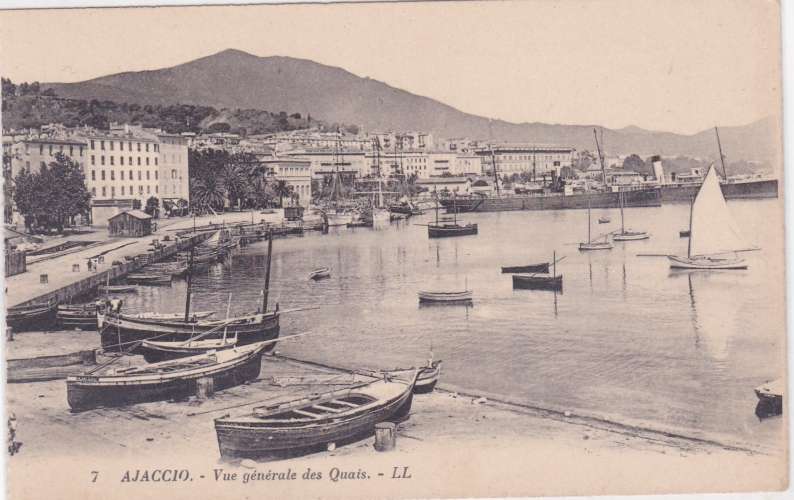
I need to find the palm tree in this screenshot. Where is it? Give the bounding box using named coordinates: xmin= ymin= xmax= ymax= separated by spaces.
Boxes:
xmin=190 ymin=176 xmax=225 ymax=214
xmin=222 ymin=163 xmax=248 ymax=210
xmin=273 ymin=180 xmax=293 ymax=208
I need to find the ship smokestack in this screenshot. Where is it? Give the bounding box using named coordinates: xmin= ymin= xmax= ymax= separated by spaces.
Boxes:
xmin=651 ymin=155 xmax=665 ymax=185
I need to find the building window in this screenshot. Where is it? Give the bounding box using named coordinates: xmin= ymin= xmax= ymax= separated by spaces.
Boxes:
xmin=138 ymin=171 xmax=141 ymax=181
xmin=129 ymin=169 xmax=133 ymax=179
xmin=129 ymin=156 xmax=133 ymax=165
xmin=154 ymin=171 xmax=158 ymax=180
xmin=101 ymin=186 xmax=106 ymax=197
xmin=130 ymin=185 xmax=133 ymax=194
xmin=121 ymin=186 xmax=125 ymax=195
xmin=109 ymin=141 xmax=114 ymax=151
xmin=147 ymin=185 xmax=151 ymax=194
xmin=101 ymin=170 xmax=105 ymax=181
xmin=110 ymin=171 xmax=115 ymax=181
xmin=137 ymin=158 xmax=141 ymax=166
xmin=69 ymin=146 xmax=73 ymax=156
xmin=101 ymin=140 xmax=105 ymax=150
xmin=91 ymin=187 xmax=96 ymax=196
xmin=154 ymin=157 xmax=158 ymax=166
xmin=101 ymin=156 xmax=105 ymax=166
xmin=139 ymin=186 xmax=143 ymax=194
xmin=120 ymin=157 xmax=124 ymax=166
xmin=90 ymin=140 xmax=95 ymax=150
xmin=48 ymin=144 xmax=53 ymax=155
xmin=91 ymin=155 xmax=95 ymax=166
xmin=171 ymin=169 xmax=177 ymax=179
xmin=137 ymin=143 xmax=141 ymax=152
xmin=91 ymin=170 xmax=95 ymax=181
xmin=128 ymin=141 xmax=132 ymax=151
xmin=119 ymin=141 xmax=124 ymax=151
xmin=110 ymin=156 xmax=114 ymax=165
xmin=146 ymin=171 xmax=150 ymax=180
xmin=111 ymin=186 xmax=115 ymax=197
xmin=145 ymin=143 xmax=149 ymax=152
xmin=146 ymin=158 xmax=149 ymax=166
xmin=121 ymin=170 xmax=125 ymax=180
xmin=155 ymin=185 xmax=158 ymax=194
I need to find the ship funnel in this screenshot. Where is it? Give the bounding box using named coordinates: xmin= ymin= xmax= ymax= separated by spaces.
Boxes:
xmin=650 ymin=155 xmax=665 ymax=185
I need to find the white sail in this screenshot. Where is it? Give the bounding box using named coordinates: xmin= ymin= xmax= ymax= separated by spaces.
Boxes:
xmin=689 ymin=165 xmax=746 ymax=257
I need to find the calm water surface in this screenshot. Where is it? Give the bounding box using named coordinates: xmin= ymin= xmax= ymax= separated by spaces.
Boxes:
xmin=120 ymin=199 xmax=787 ymax=451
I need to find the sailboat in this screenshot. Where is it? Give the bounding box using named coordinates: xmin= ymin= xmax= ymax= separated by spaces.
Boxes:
xmin=371 ymin=138 xmax=390 ymax=224
xmin=579 ymin=200 xmax=613 ymax=251
xmin=668 ymin=165 xmax=748 ymax=270
xmin=324 ymin=130 xmax=353 ymax=227
xmin=613 ymin=190 xmax=649 ymax=241
xmin=427 ymin=193 xmax=477 ymax=238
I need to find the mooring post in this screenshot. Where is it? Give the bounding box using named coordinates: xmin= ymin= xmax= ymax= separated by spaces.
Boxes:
xmin=374 ymin=422 xmax=396 ymax=451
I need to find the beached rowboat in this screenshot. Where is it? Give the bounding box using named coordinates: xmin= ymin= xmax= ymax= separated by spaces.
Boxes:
xmin=137 ymin=336 xmax=238 ymax=363
xmin=214 ymin=372 xmax=418 ymax=461
xmin=6 ymin=299 xmax=57 ymax=332
xmin=66 ymin=342 xmax=268 ymax=411
xmin=309 ymin=267 xmax=331 ymax=280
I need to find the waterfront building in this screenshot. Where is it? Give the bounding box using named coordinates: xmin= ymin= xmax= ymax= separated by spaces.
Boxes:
xmin=453 ymin=154 xmax=483 ymax=176
xmin=476 ymin=144 xmax=575 ymax=178
xmin=107 ymin=209 xmax=153 ymax=238
xmin=5 ymin=137 xmax=87 ymax=179
xmin=255 ymin=157 xmax=313 ymax=207
xmin=156 ymin=133 xmax=190 ymax=206
xmin=286 ymin=149 xmax=369 ymax=179
xmin=415 ymin=176 xmax=472 ymax=195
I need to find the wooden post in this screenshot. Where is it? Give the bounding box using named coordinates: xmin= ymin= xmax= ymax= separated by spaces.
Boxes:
xmin=374 ymin=422 xmax=396 ymax=451
xmin=262 ymin=230 xmax=273 ymax=313
xmin=195 ymin=376 xmax=215 ymax=399
xmin=184 ymin=247 xmax=194 ymax=322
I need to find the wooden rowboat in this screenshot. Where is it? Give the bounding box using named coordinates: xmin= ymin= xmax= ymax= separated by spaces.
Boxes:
xmin=66 ymin=342 xmax=268 ymax=411
xmin=379 ymin=361 xmax=442 ymax=394
xmin=578 ymin=241 xmax=613 ymax=251
xmin=6 ymin=299 xmax=57 ymax=332
xmin=501 ymin=262 xmax=549 ymax=274
xmin=309 ymin=267 xmax=331 ymax=280
xmin=598 ymin=216 xmax=610 ymax=224
xmin=131 ymin=311 xmax=215 ymax=321
xmin=126 ymin=273 xmax=173 ymax=286
xmin=98 ymin=284 xmax=137 ymax=293
xmin=214 ymin=371 xmax=418 ymax=461
xmin=57 ymin=303 xmax=103 ymax=330
xmin=512 ymin=273 xmax=563 ymax=291
xmin=137 ymin=336 xmax=238 ymax=363
xmin=417 ymin=290 xmax=473 ymax=304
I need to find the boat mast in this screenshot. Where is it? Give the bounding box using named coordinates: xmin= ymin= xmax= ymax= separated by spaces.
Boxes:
xmin=435 ymin=193 xmax=439 ymax=225
xmin=553 ymin=250 xmax=556 ymax=277
xmin=686 ymin=196 xmax=695 ymax=259
xmin=262 ymin=230 xmax=273 ymax=313
xmin=715 ymin=126 xmax=728 ymax=180
xmin=183 ymin=247 xmax=194 ymax=322
xmin=594 ymin=128 xmax=607 ymax=188
xmin=374 ymin=137 xmax=383 ymax=208
xmin=620 ymin=190 xmax=625 ymax=234
xmin=490 ymin=145 xmax=501 ymax=195
xmin=587 ymin=199 xmax=592 ymax=243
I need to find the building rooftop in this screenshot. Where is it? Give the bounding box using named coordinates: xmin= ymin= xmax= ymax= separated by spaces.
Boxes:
xmin=110 ymin=210 xmax=152 ymax=221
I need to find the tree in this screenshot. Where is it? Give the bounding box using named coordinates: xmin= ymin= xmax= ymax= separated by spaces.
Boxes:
xmin=190 ymin=176 xmax=225 ymax=214
xmin=145 ymin=196 xmax=160 ymax=217
xmin=273 ymin=180 xmax=293 ymax=208
xmin=2 ymin=77 xmax=16 ymax=96
xmin=14 ymin=153 xmax=91 ymax=233
xmin=208 ymin=122 xmax=231 ymax=133
xmin=622 ymin=154 xmax=645 ymax=172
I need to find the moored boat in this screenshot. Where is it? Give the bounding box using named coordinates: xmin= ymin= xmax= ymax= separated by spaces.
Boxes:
xmin=417 ymin=290 xmax=473 ymax=304
xmin=57 ymin=302 xmax=103 ymax=330
xmin=427 ymin=195 xmax=478 ymax=238
xmin=214 ymin=372 xmax=418 ymax=461
xmin=598 ymin=216 xmax=610 ymax=224
xmin=613 ymin=190 xmax=650 ymax=241
xmin=501 ymin=262 xmax=549 ymax=274
xmin=512 ymin=273 xmax=563 ymax=291
xmin=579 ymin=200 xmax=613 ymax=251
xmin=66 ymin=342 xmax=268 ymax=411
xmin=6 ymin=299 xmax=57 ymax=332
xmin=125 ymin=273 xmax=173 ymax=286
xmin=754 ymin=378 xmax=783 ymax=410
xmin=137 ymin=336 xmax=238 ymax=363
xmin=98 ymin=284 xmax=137 ymax=294
xmin=309 ymin=267 xmax=331 ymax=280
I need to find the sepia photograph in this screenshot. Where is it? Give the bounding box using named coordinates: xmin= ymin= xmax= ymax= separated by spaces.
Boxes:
xmin=0 ymin=0 xmax=788 ymax=498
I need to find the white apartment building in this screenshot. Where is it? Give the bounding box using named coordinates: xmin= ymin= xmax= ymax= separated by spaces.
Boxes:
xmin=476 ymin=145 xmax=575 ymax=177
xmin=157 ymin=134 xmax=190 ymax=204
xmin=285 ymin=149 xmax=369 ymax=179
xmin=257 ymin=157 xmax=312 ymax=207
xmin=5 ymin=137 xmax=87 ymax=179
xmin=84 ymin=133 xmax=161 ymax=202
xmin=453 ymin=153 xmax=482 ymax=176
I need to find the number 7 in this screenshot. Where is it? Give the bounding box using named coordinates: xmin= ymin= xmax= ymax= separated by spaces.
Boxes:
xmin=91 ymin=471 xmax=99 ymax=483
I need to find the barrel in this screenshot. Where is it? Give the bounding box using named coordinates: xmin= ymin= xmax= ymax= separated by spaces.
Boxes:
xmin=374 ymin=422 xmax=396 ymax=451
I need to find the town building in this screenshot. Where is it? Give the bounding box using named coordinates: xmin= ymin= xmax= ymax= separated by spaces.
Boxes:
xmin=415 ymin=176 xmax=472 ymax=195
xmin=476 ymin=144 xmax=575 ymax=177
xmin=285 ymin=149 xmax=369 ymax=179
xmin=368 ymin=131 xmax=434 ymax=151
xmin=157 ymin=134 xmax=190 ymax=206
xmin=5 ymin=137 xmax=87 ymax=179
xmin=453 ymin=153 xmax=483 ymax=176
xmin=255 ymin=157 xmax=313 ymax=207
xmin=108 ymin=209 xmax=153 ymax=237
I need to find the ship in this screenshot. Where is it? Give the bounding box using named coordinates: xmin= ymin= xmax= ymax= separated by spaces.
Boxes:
xmin=439 ymin=188 xmax=661 ymax=213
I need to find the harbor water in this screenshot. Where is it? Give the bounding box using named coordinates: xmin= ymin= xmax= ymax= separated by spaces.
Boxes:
xmin=118 ymin=199 xmax=786 ymax=452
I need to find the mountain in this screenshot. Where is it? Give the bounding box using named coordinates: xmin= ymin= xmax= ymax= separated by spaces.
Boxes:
xmin=43 ymin=49 xmax=780 ymax=166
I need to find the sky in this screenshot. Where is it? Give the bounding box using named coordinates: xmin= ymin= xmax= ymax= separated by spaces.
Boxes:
xmin=0 ymin=0 xmax=782 ymax=134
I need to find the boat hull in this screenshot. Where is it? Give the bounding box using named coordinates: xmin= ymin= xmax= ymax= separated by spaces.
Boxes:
xmin=613 ymin=231 xmax=650 ymax=241
xmin=512 ymin=274 xmax=563 ymax=291
xmin=137 ymin=342 xmax=237 ymax=363
xmin=66 ymin=350 xmax=263 ymax=411
xmin=214 ymin=382 xmax=414 ymax=461
xmin=440 ymin=188 xmax=661 ymax=213
xmin=578 ymin=242 xmax=613 ymax=251
xmin=501 ymin=263 xmax=549 ymax=274
xmin=99 ymin=312 xmax=280 ymax=352
xmin=428 ymin=224 xmax=478 ymax=238
xmin=6 ymin=302 xmax=57 ymax=332
xmin=668 ymin=255 xmax=747 ymax=270
xmin=417 ymin=291 xmax=473 ymax=303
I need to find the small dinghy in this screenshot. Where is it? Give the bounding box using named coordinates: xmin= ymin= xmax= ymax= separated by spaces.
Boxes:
xmin=309 ymin=267 xmax=331 ymax=280
xmin=137 ymin=335 xmax=238 ymax=363
xmin=579 ymin=201 xmax=613 ymax=251
xmin=612 ymin=191 xmax=649 ymax=241
xmin=417 ymin=290 xmax=473 ymax=304
xmin=98 ymin=284 xmax=137 ymax=293
xmin=598 ymin=216 xmax=610 ymax=224
xmin=66 ymin=342 xmax=269 ymax=411
xmin=214 ymin=371 xmax=418 ymax=461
